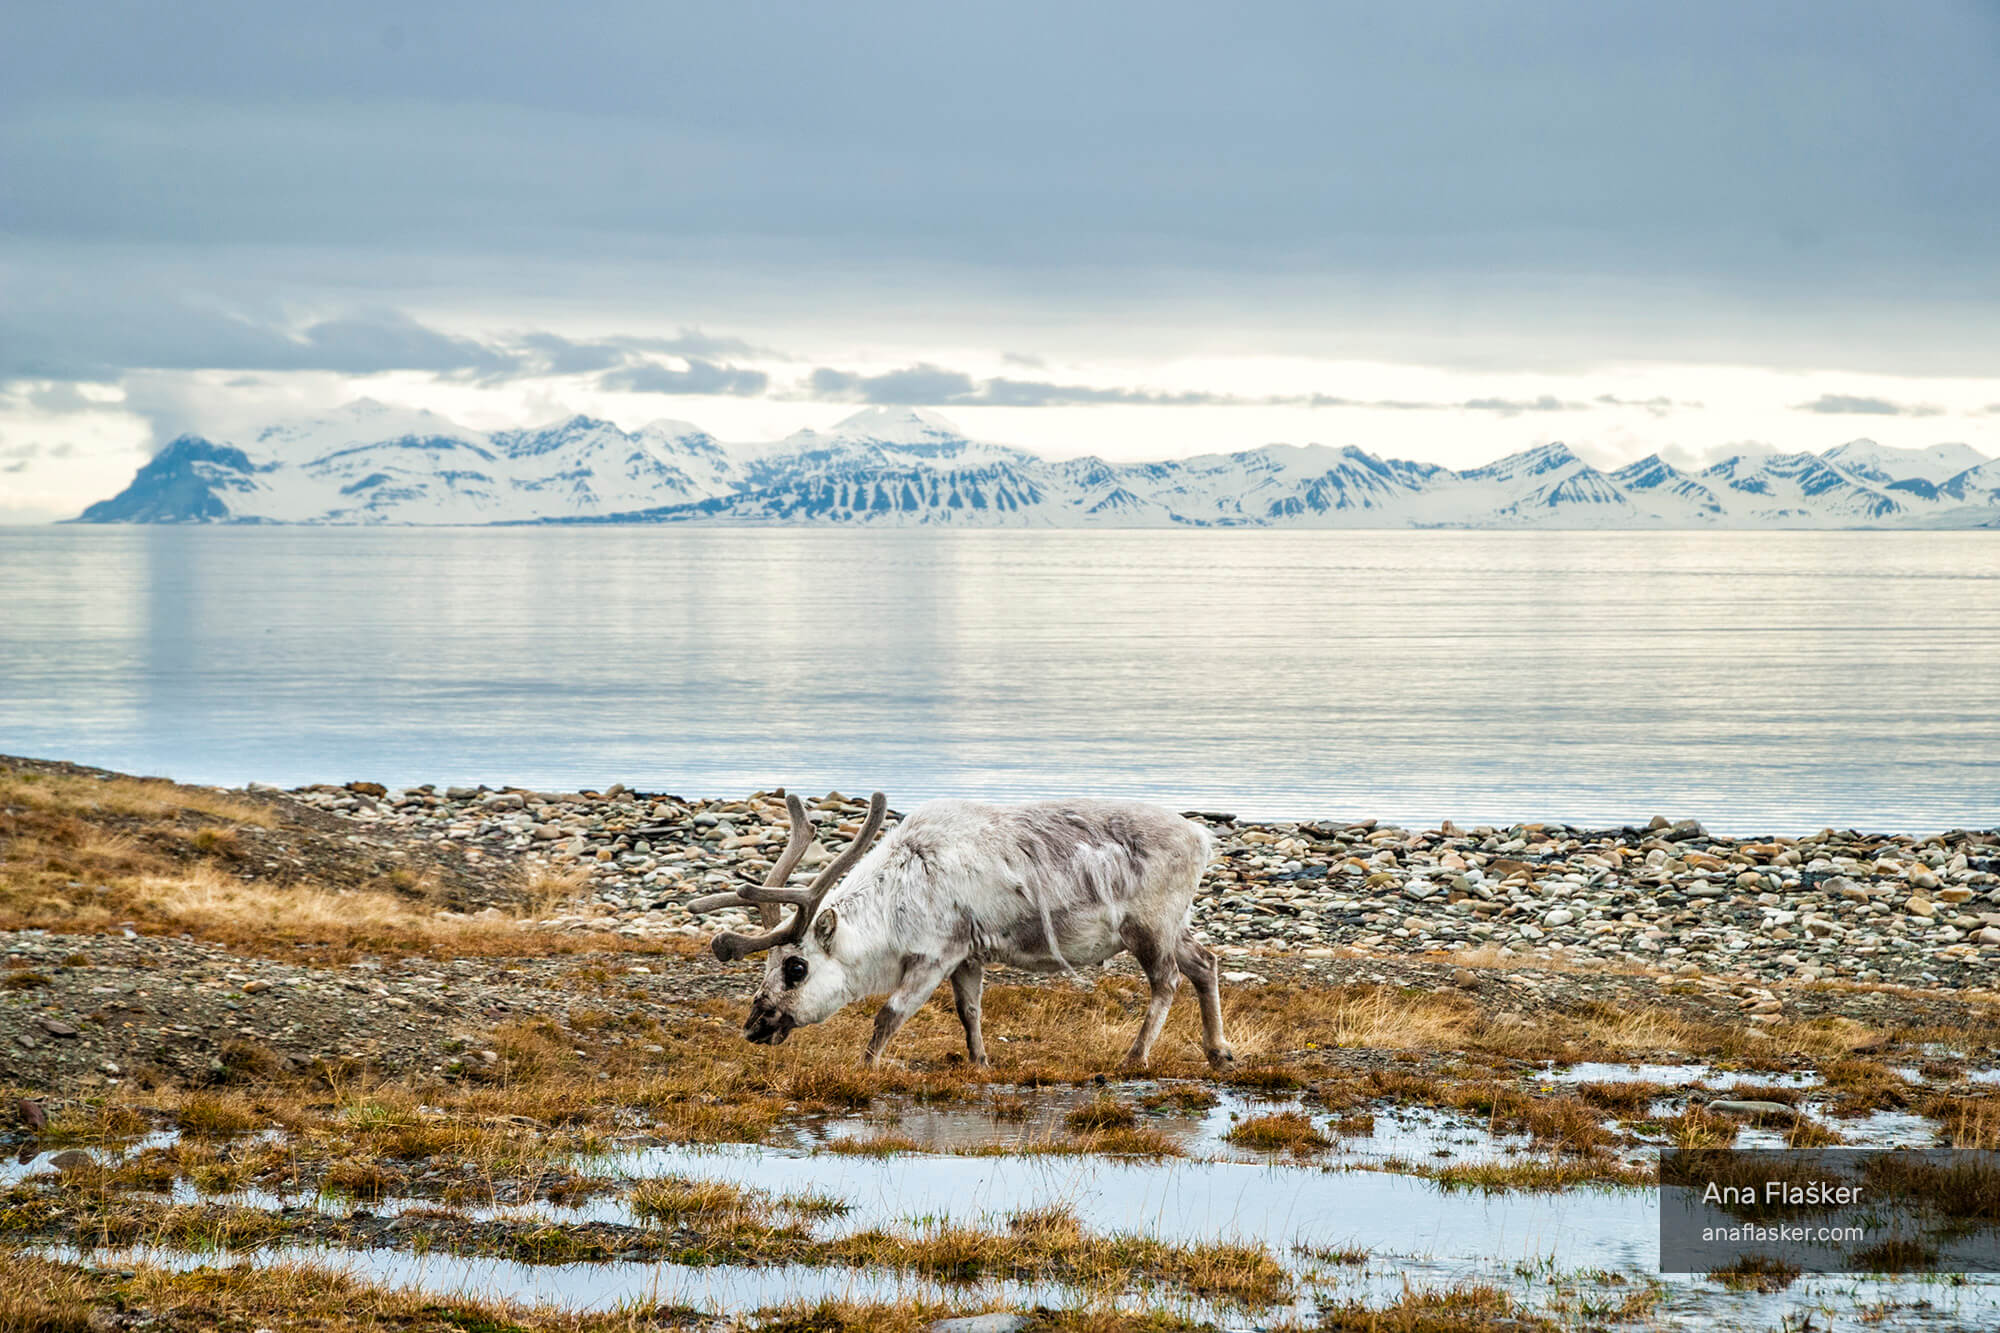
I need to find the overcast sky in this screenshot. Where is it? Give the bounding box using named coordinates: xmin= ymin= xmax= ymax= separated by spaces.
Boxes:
xmin=7 ymin=1 xmax=2000 ymax=519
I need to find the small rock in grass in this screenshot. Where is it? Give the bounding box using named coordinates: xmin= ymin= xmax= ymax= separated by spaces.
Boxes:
xmin=927 ymin=1317 xmax=1031 ymax=1333
xmin=1706 ymin=1099 xmax=1796 ymax=1122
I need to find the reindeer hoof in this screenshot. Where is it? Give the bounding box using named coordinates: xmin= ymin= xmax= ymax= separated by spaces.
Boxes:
xmin=1205 ymin=1045 xmax=1237 ymax=1071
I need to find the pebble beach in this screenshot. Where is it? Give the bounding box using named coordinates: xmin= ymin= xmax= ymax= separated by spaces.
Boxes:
xmin=284 ymin=780 xmax=2000 ymax=993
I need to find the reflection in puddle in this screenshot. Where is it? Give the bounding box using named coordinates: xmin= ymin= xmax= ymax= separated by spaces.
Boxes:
xmin=1541 ymin=1061 xmax=1823 ymax=1090
xmin=2 ymin=1131 xmax=180 ymax=1187
xmin=36 ymin=1244 xmax=1107 ymax=1318
xmin=590 ymin=1139 xmax=1647 ymax=1257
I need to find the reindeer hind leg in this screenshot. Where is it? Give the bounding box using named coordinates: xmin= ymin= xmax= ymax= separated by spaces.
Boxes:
xmin=1175 ymin=934 xmax=1235 ymax=1070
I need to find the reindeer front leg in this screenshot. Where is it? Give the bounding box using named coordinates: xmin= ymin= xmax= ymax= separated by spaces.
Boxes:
xmin=862 ymin=953 xmax=957 ymax=1068
xmin=949 ymin=959 xmax=988 ymax=1066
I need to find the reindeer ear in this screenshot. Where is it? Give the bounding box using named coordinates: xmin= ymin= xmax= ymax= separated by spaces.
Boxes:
xmin=813 ymin=908 xmax=838 ymax=949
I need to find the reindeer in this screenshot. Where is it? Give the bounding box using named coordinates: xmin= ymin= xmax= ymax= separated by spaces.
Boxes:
xmin=687 ymin=792 xmax=1233 ymax=1070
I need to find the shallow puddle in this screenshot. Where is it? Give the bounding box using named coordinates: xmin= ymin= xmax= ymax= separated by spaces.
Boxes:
xmin=809 ymin=1088 xmax=1537 ymax=1168
xmin=591 ymin=1139 xmax=1649 ymax=1256
xmin=2 ymin=1131 xmax=180 ymax=1187
xmin=1541 ymin=1060 xmax=1823 ymax=1089
xmin=39 ymin=1244 xmax=1114 ymax=1319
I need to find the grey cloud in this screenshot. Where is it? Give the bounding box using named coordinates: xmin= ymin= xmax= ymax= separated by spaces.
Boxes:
xmin=981 ymin=379 xmax=1237 ymax=407
xmin=1306 ymin=394 xmax=1582 ymax=414
xmin=599 ymin=358 xmax=769 ymax=396
xmin=0 ymin=442 xmax=76 ymax=461
xmin=808 ymin=364 xmax=1240 ymax=407
xmin=1596 ymin=394 xmax=1696 ymax=416
xmin=0 ymin=295 xmax=526 ymax=382
xmin=1304 ymin=396 xmax=1425 ymax=409
xmin=20 ymin=382 xmax=98 ymax=413
xmin=10 ymin=2 xmax=2000 ymax=380
xmin=296 ymin=311 xmax=521 ymax=379
xmin=807 ymin=367 xmax=1601 ymax=411
xmin=1794 ymin=394 xmax=1944 ymax=417
xmin=810 ymin=364 xmax=977 ymax=404
xmin=513 ymin=333 xmax=628 ymax=377
xmin=0 ymin=283 xmax=773 ymax=390
xmin=614 ymin=331 xmax=779 ymax=361
xmin=1458 ymin=395 xmax=1582 ymax=416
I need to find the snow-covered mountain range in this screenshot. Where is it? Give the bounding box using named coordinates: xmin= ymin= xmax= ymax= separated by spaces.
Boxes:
xmin=73 ymin=401 xmax=2000 ymax=528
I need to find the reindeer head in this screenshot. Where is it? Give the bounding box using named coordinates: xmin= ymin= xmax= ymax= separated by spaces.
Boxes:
xmin=686 ymin=791 xmax=887 ymax=1045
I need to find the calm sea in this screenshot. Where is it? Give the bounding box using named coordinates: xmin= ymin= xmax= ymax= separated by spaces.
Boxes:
xmin=2 ymin=527 xmax=1994 ymax=833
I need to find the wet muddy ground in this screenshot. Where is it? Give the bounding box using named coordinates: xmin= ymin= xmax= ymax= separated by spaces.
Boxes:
xmin=9 ymin=1067 xmax=2000 ymax=1331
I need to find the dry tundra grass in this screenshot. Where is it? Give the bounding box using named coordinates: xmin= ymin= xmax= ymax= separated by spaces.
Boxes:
xmin=0 ymin=765 xmax=659 ymax=959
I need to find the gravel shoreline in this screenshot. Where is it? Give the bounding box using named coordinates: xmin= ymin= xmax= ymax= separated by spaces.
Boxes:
xmin=283 ymin=780 xmax=2000 ymax=992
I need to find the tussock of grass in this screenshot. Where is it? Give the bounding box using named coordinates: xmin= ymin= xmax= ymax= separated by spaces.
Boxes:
xmin=1224 ymin=1111 xmax=1331 ymax=1155
xmin=629 ymin=1174 xmax=758 ymax=1223
xmin=322 ymin=1157 xmax=402 ymax=1200
xmin=1709 ymin=1254 xmax=1803 ymax=1290
xmin=778 ymin=1189 xmax=852 ymax=1219
xmin=1064 ymin=1097 xmax=1137 ymax=1132
xmin=1406 ymin=1154 xmax=1653 ymax=1192
xmin=176 ymin=1093 xmax=266 ymax=1137
xmin=1295 ymin=1241 xmax=1369 ymax=1265
xmin=1862 ymin=1153 xmax=2000 ymax=1221
xmin=753 ymin=1297 xmax=955 ymax=1333
xmin=821 ymin=1132 xmax=927 ymax=1158
xmin=1319 ymin=1280 xmax=1558 ymax=1332
xmin=1851 ymin=1237 xmax=1938 ymax=1272
xmin=522 ymin=863 xmax=594 ymax=918
xmin=825 ymin=1221 xmax=1289 ymax=1305
xmin=43 ymin=1102 xmax=149 ymax=1144
xmin=1662 ymin=1105 xmax=1739 ymax=1149
xmin=1361 ymin=1071 xmax=1618 ymax=1156
xmin=1072 ymin=1125 xmax=1183 ymax=1157
xmin=1571 ymin=1080 xmax=1667 ymax=1115
xmin=1924 ymin=1092 xmax=2000 ymax=1149
xmin=1139 ymin=1087 xmax=1218 ymax=1114
xmin=1225 ymin=1066 xmax=1304 ymax=1093
xmin=1819 ymin=1058 xmax=1912 ymax=1115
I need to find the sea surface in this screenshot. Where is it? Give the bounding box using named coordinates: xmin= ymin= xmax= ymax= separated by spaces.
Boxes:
xmin=2 ymin=527 xmax=1995 ymax=833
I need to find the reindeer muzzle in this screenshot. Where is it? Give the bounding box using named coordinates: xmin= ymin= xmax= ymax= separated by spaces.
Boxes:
xmin=744 ymin=1002 xmax=796 ymax=1045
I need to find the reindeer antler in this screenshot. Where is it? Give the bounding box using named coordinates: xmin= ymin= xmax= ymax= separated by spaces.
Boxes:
xmin=690 ymin=792 xmax=888 ymax=963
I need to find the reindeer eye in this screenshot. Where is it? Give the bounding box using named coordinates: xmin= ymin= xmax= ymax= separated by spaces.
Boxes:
xmin=781 ymin=956 xmax=808 ymax=987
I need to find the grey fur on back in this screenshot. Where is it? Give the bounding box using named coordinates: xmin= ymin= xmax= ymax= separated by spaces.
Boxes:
xmin=826 ymin=798 xmax=1213 ymax=972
